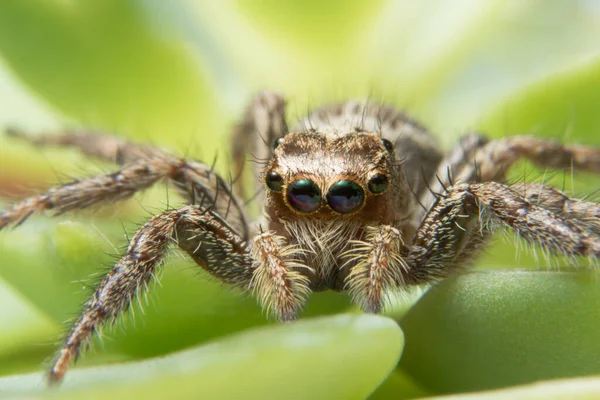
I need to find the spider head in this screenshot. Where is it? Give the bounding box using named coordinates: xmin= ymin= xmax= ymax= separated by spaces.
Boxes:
xmin=263 ymin=132 xmax=404 ymax=224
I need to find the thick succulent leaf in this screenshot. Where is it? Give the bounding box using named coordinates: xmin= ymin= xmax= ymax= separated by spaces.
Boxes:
xmin=0 ymin=0 xmax=216 ymax=143
xmin=399 ymin=269 xmax=600 ymax=394
xmin=425 ymin=377 xmax=600 ymax=400
xmin=1 ymin=1 xmax=600 ymax=399
xmin=0 ymin=314 xmax=404 ymax=400
xmin=0 ymin=280 xmax=58 ymax=377
xmin=478 ymin=55 xmax=600 ymax=145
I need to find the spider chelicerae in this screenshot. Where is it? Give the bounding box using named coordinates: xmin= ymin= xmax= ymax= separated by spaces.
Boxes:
xmin=1 ymin=91 xmax=599 ymax=384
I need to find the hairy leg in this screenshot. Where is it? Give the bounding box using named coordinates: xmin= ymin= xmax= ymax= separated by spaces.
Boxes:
xmin=171 ymin=159 xmax=248 ymax=237
xmin=49 ymin=205 xmax=254 ymax=384
xmin=420 ymin=134 xmax=600 ymax=214
xmin=512 ymin=183 xmax=600 ymax=236
xmin=407 ymin=182 xmax=600 ymax=285
xmin=4 ymin=128 xmax=249 ymax=237
xmin=231 ymin=91 xmax=288 ymax=205
xmin=342 ymin=225 xmax=408 ymax=313
xmin=414 ymin=133 xmax=487 ymax=225
xmin=0 ymin=154 xmax=249 ymax=238
xmin=0 ymin=156 xmax=174 ymax=229
xmin=5 ymin=126 xmax=159 ymax=164
xmin=249 ymin=231 xmax=312 ymax=321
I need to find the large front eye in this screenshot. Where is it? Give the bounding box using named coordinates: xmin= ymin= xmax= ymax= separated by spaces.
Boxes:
xmin=266 ymin=171 xmax=283 ymax=191
xmin=286 ymin=179 xmax=321 ymax=213
xmin=368 ymin=173 xmax=388 ymax=194
xmin=327 ymin=180 xmax=365 ymax=214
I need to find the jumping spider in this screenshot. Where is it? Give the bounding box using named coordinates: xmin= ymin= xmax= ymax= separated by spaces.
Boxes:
xmin=2 ymin=92 xmax=600 ymax=384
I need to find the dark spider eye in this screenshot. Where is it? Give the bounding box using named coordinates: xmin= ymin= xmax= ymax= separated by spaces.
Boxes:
xmin=287 ymin=179 xmax=321 ymax=213
xmin=272 ymin=137 xmax=285 ymax=149
xmin=381 ymin=138 xmax=394 ymax=152
xmin=327 ymin=180 xmax=364 ymax=214
xmin=368 ymin=174 xmax=388 ymax=194
xmin=266 ymin=171 xmax=283 ymax=191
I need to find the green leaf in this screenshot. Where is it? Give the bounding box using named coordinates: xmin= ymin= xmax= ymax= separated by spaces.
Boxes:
xmin=234 ymin=0 xmax=386 ymax=54
xmin=399 ymin=269 xmax=600 ymax=394
xmin=0 ymin=0 xmax=219 ymax=144
xmin=0 ymin=280 xmax=58 ymax=377
xmin=0 ymin=314 xmax=404 ymax=400
xmin=425 ymin=376 xmax=600 ymax=400
xmin=479 ymin=55 xmax=600 ymax=144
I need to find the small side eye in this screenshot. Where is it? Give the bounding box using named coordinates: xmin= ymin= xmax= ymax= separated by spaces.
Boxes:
xmin=368 ymin=173 xmax=388 ymax=194
xmin=266 ymin=171 xmax=284 ymax=191
xmin=272 ymin=137 xmax=285 ymax=149
xmin=381 ymin=138 xmax=394 ymax=152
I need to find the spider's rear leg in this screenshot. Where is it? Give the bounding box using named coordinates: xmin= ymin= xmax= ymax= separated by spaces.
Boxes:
xmin=407 ymin=182 xmax=600 ymax=285
xmin=420 ymin=133 xmax=600 ymax=214
xmin=0 ymin=156 xmax=248 ymax=236
xmin=231 ymin=91 xmax=288 ymax=205
xmin=0 ymin=156 xmax=174 ymax=229
xmin=5 ymin=126 xmax=159 ymax=164
xmin=0 ymin=128 xmax=248 ymax=234
xmin=4 ymin=128 xmax=249 ymax=236
xmin=49 ymin=206 xmax=254 ymax=384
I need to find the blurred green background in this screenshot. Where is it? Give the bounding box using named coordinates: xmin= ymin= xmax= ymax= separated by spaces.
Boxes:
xmin=1 ymin=0 xmax=600 ymax=398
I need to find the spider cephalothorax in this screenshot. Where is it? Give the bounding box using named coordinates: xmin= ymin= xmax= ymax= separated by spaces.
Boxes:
xmin=261 ymin=131 xmax=408 ymax=297
xmin=1 ymin=92 xmax=599 ymax=384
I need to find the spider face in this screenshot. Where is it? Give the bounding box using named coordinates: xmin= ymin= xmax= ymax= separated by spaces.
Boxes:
xmin=263 ymin=131 xmax=398 ymax=224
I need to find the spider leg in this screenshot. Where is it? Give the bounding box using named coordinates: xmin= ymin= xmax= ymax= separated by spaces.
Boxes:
xmin=48 ymin=205 xmax=254 ymax=384
xmin=0 ymin=156 xmax=174 ymax=229
xmin=171 ymin=159 xmax=248 ymax=238
xmin=5 ymin=126 xmax=160 ymax=164
xmin=411 ymin=183 xmax=600 ymax=285
xmin=231 ymin=91 xmax=288 ymax=205
xmin=249 ymin=231 xmax=312 ymax=321
xmin=342 ymin=225 xmax=408 ymax=313
xmin=512 ymin=183 xmax=600 ymax=236
xmin=407 ymin=182 xmax=600 ymax=285
xmin=3 ymin=128 xmax=249 ymax=237
xmin=414 ymin=133 xmax=487 ymax=225
xmin=420 ymin=133 xmax=600 ymax=213
xmin=0 ymin=155 xmax=248 ymax=237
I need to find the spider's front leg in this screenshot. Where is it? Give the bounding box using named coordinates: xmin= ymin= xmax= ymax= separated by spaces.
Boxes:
xmin=49 ymin=208 xmax=181 ymax=383
xmin=47 ymin=205 xmax=255 ymax=384
xmin=5 ymin=126 xmax=158 ymax=164
xmin=249 ymin=232 xmax=312 ymax=321
xmin=180 ymin=216 xmax=312 ymax=321
xmin=178 ymin=212 xmax=313 ymax=321
xmin=48 ymin=205 xmax=310 ymax=383
xmin=343 ymin=225 xmax=409 ymax=313
xmin=407 ymin=182 xmax=600 ymax=284
xmin=512 ymin=183 xmax=600 ymax=236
